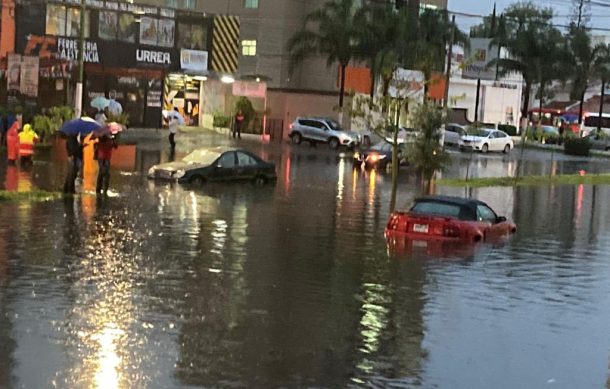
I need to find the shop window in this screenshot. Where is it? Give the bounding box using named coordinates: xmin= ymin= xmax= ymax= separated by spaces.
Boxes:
xmin=241 ymin=40 xmax=256 ymax=56
xmin=244 ymin=0 xmax=258 ymax=9
xmin=46 ymin=4 xmax=90 ymax=38
xmin=178 ymin=22 xmax=207 ymax=50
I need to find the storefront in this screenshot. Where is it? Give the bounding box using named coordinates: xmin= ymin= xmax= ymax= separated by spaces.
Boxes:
xmin=13 ymin=0 xmax=218 ymax=127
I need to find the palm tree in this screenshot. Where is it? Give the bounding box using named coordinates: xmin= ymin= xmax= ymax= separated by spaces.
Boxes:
xmin=489 ymin=3 xmax=559 ymax=124
xmin=568 ymin=26 xmax=606 ymax=124
xmin=287 ymin=0 xmax=363 ymax=108
xmin=592 ymin=44 xmax=610 ymax=133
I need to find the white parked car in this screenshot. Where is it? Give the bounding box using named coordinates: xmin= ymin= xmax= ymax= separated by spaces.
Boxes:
xmin=459 ymin=128 xmax=513 ymax=153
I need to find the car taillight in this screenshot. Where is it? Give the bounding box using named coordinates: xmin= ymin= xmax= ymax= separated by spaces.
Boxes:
xmin=289 ymin=123 xmax=293 ymax=130
xmin=443 ymin=225 xmax=460 ymax=238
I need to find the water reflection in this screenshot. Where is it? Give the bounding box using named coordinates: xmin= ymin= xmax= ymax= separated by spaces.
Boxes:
xmin=1 ymin=137 xmax=610 ymax=387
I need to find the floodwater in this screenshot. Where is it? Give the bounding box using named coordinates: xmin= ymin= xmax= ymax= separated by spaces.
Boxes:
xmin=1 ymin=133 xmax=610 ymax=388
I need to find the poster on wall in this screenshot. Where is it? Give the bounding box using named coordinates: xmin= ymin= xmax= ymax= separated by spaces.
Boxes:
xmin=7 ymin=54 xmax=22 ymax=93
xmin=20 ymin=56 xmax=39 ymax=97
xmin=118 ymin=13 xmax=136 ymax=43
xmin=99 ymin=11 xmax=118 ymax=40
xmin=139 ymin=17 xmax=158 ymax=46
xmin=157 ymin=19 xmax=175 ymax=48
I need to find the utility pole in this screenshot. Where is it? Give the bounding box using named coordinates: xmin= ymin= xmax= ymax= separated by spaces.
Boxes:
xmin=75 ymin=0 xmax=85 ymax=117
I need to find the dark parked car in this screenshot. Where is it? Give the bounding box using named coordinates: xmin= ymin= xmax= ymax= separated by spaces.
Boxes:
xmin=353 ymin=142 xmax=407 ymax=172
xmin=147 ymin=147 xmax=277 ymax=186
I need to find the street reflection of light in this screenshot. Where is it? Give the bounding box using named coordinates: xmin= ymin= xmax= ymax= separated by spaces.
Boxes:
xmin=93 ymin=324 xmax=124 ymax=389
xmin=355 ymin=283 xmax=389 ymax=374
xmin=368 ymin=169 xmax=376 ymax=205
xmin=284 ymin=156 xmax=292 ymax=194
xmin=211 ymin=219 xmax=228 ymax=255
xmin=337 ymin=158 xmax=345 ymax=201
xmin=576 ymin=184 xmax=584 ymax=221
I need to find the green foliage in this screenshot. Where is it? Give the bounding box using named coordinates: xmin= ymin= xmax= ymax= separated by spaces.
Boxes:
xmin=498 ymin=124 xmax=517 ymax=136
xmin=564 ymin=137 xmax=591 ymax=156
xmin=32 ymin=106 xmax=74 ymax=143
xmin=407 ymin=102 xmax=450 ymax=182
xmin=0 ymin=190 xmax=61 ymax=202
xmin=107 ymin=111 xmax=130 ymax=126
xmin=213 ymin=115 xmax=231 ymax=128
xmin=234 ymin=96 xmax=256 ymax=131
xmin=438 ymin=173 xmax=610 ymax=188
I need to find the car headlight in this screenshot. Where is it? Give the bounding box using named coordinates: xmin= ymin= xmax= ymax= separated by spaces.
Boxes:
xmin=148 ymin=167 xmax=156 ymax=176
xmin=354 ymin=151 xmax=360 ymax=159
xmin=173 ymin=169 xmax=186 ymax=179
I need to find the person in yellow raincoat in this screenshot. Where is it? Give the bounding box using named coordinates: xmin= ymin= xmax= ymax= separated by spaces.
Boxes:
xmin=18 ymin=124 xmax=39 ymax=167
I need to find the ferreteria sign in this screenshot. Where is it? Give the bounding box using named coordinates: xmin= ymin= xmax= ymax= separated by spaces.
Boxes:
xmin=136 ymin=49 xmax=172 ymax=65
xmin=57 ymin=38 xmax=100 ymax=63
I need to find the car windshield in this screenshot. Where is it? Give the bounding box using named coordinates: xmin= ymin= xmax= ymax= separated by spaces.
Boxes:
xmin=326 ymin=119 xmax=344 ymax=131
xmin=182 ymin=149 xmax=222 ymax=165
xmin=469 ymin=129 xmax=491 ymax=137
xmin=371 ymin=142 xmax=392 ymax=152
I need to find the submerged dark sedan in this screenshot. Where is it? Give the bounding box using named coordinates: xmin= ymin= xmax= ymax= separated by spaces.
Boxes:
xmin=147 ymin=147 xmax=277 ymax=186
xmin=352 ymin=142 xmax=406 ymax=172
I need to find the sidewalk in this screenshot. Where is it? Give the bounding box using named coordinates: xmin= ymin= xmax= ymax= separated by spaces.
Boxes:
xmin=120 ymin=125 xmax=270 ymax=145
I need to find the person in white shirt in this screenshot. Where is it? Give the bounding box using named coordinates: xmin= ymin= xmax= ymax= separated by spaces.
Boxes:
xmin=168 ymin=107 xmax=180 ymax=149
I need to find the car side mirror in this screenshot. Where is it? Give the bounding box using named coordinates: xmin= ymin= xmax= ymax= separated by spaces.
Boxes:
xmin=496 ymin=216 xmax=507 ymax=223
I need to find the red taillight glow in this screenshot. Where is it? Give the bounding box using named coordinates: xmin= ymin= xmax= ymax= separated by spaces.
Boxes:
xmin=289 ymin=123 xmax=293 ymax=130
xmin=443 ymin=225 xmax=460 ymax=238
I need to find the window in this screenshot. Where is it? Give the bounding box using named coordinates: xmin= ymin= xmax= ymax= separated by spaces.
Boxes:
xmin=244 ymin=0 xmax=258 ymax=8
xmin=46 ymin=5 xmax=90 ymax=38
xmin=166 ymin=0 xmax=177 ymax=7
xmin=477 ymin=205 xmax=497 ymax=223
xmin=218 ymin=152 xmax=236 ymax=168
xmin=237 ymin=152 xmax=257 ymax=166
xmin=184 ymin=0 xmax=196 ymax=9
xmin=411 ymin=201 xmax=462 ymax=219
xmin=241 ymin=40 xmax=257 ymax=56
xmin=178 ymin=22 xmax=207 ymax=50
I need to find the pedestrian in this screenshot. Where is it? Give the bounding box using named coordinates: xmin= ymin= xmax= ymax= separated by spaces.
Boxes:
xmin=18 ymin=124 xmax=39 ymax=167
xmin=95 ymin=108 xmax=107 ymax=126
xmin=6 ymin=121 xmax=20 ymax=165
xmin=233 ymin=110 xmax=244 ymax=139
xmin=95 ymin=134 xmax=117 ymax=195
xmin=63 ymin=134 xmax=84 ymax=194
xmin=168 ymin=107 xmax=180 ymax=150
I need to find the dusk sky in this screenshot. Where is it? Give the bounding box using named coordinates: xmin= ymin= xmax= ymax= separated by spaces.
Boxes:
xmin=447 ymin=0 xmax=610 ymax=34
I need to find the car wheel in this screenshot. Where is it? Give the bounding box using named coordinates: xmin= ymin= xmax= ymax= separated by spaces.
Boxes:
xmin=190 ymin=175 xmax=205 ymax=187
xmin=291 ymin=132 xmax=302 ymax=145
xmin=605 ymin=147 xmax=610 ymax=152
xmin=362 ymin=136 xmax=371 ymax=148
xmin=503 ymin=144 xmax=511 ymax=154
xmin=329 ymin=137 xmax=339 ymax=150
xmin=482 ymin=143 xmax=489 ymax=153
xmin=253 ymin=175 xmax=267 ymax=186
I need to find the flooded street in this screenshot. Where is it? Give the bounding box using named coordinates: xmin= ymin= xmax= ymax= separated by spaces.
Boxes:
xmin=1 ymin=133 xmax=610 ymax=388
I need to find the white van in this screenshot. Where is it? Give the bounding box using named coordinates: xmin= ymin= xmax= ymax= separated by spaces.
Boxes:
xmin=582 ymin=113 xmax=610 ymax=136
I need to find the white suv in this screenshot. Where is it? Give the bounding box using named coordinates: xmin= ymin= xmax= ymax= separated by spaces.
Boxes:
xmin=289 ymin=117 xmax=360 ymax=150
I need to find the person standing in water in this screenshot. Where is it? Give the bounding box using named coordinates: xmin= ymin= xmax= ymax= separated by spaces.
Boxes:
xmin=95 ymin=134 xmax=117 ymax=195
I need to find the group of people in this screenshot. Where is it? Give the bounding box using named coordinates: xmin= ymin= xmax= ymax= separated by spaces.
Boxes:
xmin=63 ymin=108 xmax=118 ymax=195
xmin=4 ymin=118 xmax=40 ymax=167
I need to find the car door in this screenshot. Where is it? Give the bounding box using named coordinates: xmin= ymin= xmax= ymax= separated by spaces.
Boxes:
xmin=476 ymin=204 xmax=509 ymax=237
xmin=312 ymin=120 xmax=330 ymax=141
xmin=445 ymin=126 xmax=458 ymax=145
xmin=210 ymin=151 xmax=237 ymax=181
xmin=235 ymin=151 xmax=259 ymax=180
xmin=489 ymin=131 xmax=502 ymax=151
xmin=297 ymin=119 xmax=315 ymax=140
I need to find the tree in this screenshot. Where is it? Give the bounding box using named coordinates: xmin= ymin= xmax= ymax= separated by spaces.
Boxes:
xmin=408 ymin=102 xmax=449 ymax=193
xmin=567 ymin=26 xmax=605 ymax=124
xmin=287 ymin=0 xmax=363 ymax=108
xmin=486 ymin=2 xmax=560 ymax=125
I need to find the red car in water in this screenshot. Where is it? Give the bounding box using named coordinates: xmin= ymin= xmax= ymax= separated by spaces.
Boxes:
xmin=385 ymin=195 xmax=517 ymax=244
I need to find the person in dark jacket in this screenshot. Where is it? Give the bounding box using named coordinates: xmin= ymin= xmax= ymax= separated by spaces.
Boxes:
xmin=95 ymin=135 xmax=117 ymax=195
xmin=63 ymin=134 xmax=84 ymax=194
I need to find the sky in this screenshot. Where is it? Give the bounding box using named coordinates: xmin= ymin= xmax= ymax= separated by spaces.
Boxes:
xmin=447 ymin=0 xmax=610 ymax=35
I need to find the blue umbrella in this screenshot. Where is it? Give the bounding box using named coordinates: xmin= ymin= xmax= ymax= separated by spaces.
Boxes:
xmin=59 ymin=117 xmax=103 ymax=136
xmin=90 ymin=96 xmax=110 ymax=111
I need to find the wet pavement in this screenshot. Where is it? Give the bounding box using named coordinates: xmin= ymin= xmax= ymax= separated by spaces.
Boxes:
xmin=1 ymin=131 xmax=610 ymax=388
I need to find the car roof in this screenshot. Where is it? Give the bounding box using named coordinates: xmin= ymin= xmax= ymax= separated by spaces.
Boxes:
xmin=189 ymin=146 xmax=239 ymax=154
xmin=414 ymin=195 xmax=489 ymax=208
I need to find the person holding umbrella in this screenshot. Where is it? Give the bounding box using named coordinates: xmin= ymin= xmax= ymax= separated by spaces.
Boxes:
xmin=60 ymin=116 xmax=103 ymax=194
xmin=163 ymin=108 xmax=184 ymax=150
xmin=93 ymin=123 xmax=122 ymax=195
